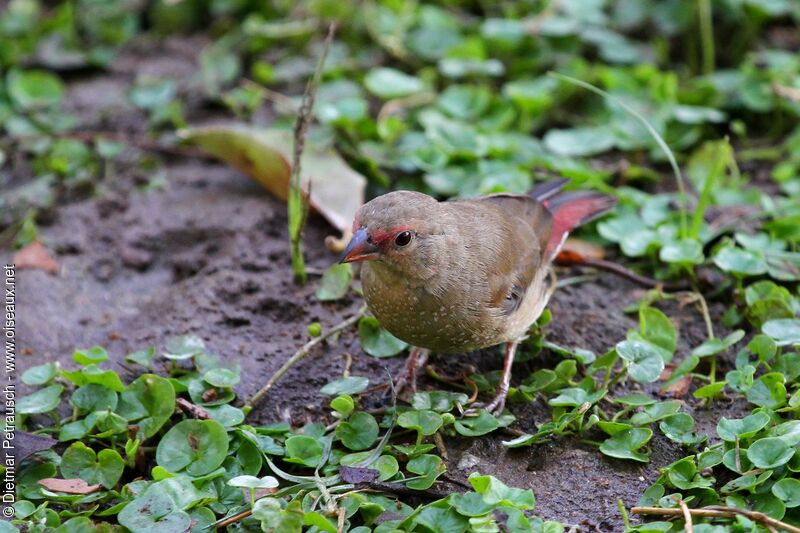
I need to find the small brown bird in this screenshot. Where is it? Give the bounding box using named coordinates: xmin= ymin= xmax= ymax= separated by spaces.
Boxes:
xmin=341 ymin=180 xmax=615 ymax=414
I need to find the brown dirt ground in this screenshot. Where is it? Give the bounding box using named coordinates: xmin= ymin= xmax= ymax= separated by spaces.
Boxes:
xmin=2 ymin=35 xmax=751 ymax=532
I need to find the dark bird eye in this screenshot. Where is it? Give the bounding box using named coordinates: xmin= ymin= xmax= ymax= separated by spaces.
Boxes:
xmin=394 ymin=231 xmax=413 ymax=246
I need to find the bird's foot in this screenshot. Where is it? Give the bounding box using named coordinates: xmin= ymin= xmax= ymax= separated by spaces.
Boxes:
xmin=464 ymin=391 xmax=507 ymax=417
xmin=391 ymin=347 xmax=429 ymax=399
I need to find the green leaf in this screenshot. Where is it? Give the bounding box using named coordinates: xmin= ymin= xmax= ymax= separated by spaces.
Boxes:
xmin=330 ymin=395 xmax=354 ymax=416
xmin=599 ymin=428 xmax=653 ymax=462
xmin=713 ymin=245 xmax=768 ymax=276
xmin=315 ymin=263 xmax=352 ymax=301
xmin=228 ymin=475 xmax=279 ymax=489
xmin=61 ymin=442 xmax=124 ymax=489
xmin=252 ymin=498 xmax=303 ymax=533
xmin=156 ymin=419 xmax=229 ymax=476
xmin=692 ymin=330 xmax=745 ymax=357
xmin=468 ymin=473 xmax=535 ymax=509
xmin=693 ymin=382 xmax=725 ymax=399
xmin=412 ymin=391 xmax=469 ymax=412
xmin=454 ymin=409 xmax=500 ymax=437
xmin=163 ymin=335 xmax=205 ymax=360
xmin=118 ymin=488 xmax=192 ymax=533
xmin=639 ymin=307 xmax=677 ymax=355
xmin=659 ymin=239 xmax=704 ymax=265
xmin=616 ymin=340 xmax=665 ymax=383
xmin=205 ymin=404 xmax=245 ymax=427
xmin=762 ymin=318 xmax=800 ymax=346
xmin=746 ymin=372 xmax=787 ymax=409
xmin=203 ymin=367 xmax=240 ymax=388
xmin=304 ymin=511 xmax=338 ymax=533
xmin=72 ymin=346 xmax=109 ymax=366
xmin=631 ymin=401 xmax=682 ymax=426
xmin=772 ymin=478 xmax=800 ymax=508
xmin=747 ymin=437 xmax=795 ymax=469
xmin=358 ymin=316 xmax=408 ymax=357
xmin=660 ymin=414 xmax=706 ymax=446
xmin=18 ymin=384 xmax=63 ymax=414
xmin=284 ymin=435 xmax=324 ymax=468
xmin=548 ymin=387 xmax=605 ymax=407
xmin=364 ymin=68 xmax=425 ymax=99
xmin=7 ymin=69 xmax=65 ymax=109
xmin=398 ymin=410 xmax=444 ymax=437
xmin=21 ymin=363 xmax=58 ymax=386
xmin=543 ymin=126 xmax=616 ymax=157
xmin=71 ymin=383 xmax=118 ymax=413
xmin=320 ymin=376 xmax=369 ymax=396
xmin=61 ymin=364 xmax=125 ymax=392
xmin=450 ymin=491 xmax=495 ymax=517
xmin=438 ymin=85 xmax=492 ymax=119
xmin=116 ymin=374 xmax=176 ymax=439
xmin=665 ymin=457 xmax=713 ymax=490
xmin=336 ymin=412 xmax=379 ymax=451
xmin=415 ymin=504 xmax=468 ymax=533
xmin=406 ymin=454 xmax=445 ymax=490
xmin=126 ymin=347 xmax=157 ymax=368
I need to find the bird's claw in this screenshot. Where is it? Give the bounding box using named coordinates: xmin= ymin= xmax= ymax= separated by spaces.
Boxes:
xmin=464 ymin=394 xmax=507 ymax=417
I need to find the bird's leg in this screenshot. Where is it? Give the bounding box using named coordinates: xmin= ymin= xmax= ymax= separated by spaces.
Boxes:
xmin=482 ymin=341 xmax=518 ymax=416
xmin=393 ymin=347 xmax=430 ymax=396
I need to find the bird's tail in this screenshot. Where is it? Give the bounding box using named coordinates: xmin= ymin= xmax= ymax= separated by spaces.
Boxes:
xmin=538 ymin=185 xmax=617 ymax=260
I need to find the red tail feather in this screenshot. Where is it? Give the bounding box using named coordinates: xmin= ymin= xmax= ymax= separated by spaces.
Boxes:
xmin=543 ymin=192 xmax=616 ymax=260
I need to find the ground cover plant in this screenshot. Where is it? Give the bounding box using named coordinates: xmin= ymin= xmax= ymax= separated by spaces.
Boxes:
xmin=2 ymin=0 xmax=800 ymax=531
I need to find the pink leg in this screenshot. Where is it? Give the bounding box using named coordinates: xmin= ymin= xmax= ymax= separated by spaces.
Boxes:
xmin=394 ymin=347 xmax=429 ymax=395
xmin=483 ymin=342 xmax=517 ymax=416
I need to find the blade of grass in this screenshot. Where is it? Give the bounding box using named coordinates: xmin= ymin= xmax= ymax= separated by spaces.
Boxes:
xmin=548 ymin=72 xmax=690 ymax=238
xmin=289 ymin=23 xmax=337 ymax=285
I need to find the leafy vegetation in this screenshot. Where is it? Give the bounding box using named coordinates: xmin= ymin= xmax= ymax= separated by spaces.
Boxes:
xmin=4 ymin=0 xmax=800 ymax=531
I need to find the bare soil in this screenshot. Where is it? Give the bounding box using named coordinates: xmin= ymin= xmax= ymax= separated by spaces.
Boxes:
xmin=2 ymin=36 xmax=749 ymax=531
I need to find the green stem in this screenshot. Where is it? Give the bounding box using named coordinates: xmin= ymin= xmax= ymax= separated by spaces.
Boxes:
xmin=549 ymin=72 xmax=690 ymax=238
xmin=698 ymin=0 xmax=715 ymax=75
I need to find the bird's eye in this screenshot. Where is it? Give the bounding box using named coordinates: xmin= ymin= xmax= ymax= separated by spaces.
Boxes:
xmin=394 ymin=231 xmax=413 ymax=247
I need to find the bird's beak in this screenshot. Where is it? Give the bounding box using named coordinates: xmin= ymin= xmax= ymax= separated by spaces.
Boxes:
xmin=340 ymin=228 xmax=380 ymax=263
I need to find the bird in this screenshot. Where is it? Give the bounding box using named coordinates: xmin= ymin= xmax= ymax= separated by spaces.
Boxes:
xmin=340 ymin=179 xmax=616 ymax=415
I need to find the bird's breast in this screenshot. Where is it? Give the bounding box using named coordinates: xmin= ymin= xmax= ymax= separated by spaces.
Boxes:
xmin=360 ymin=263 xmax=506 ymax=353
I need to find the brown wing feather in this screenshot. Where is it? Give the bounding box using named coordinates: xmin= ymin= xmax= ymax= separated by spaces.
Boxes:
xmin=463 ymin=194 xmax=553 ymax=315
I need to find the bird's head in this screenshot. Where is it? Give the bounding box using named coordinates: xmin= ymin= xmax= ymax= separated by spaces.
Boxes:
xmin=340 ymin=191 xmax=441 ymax=278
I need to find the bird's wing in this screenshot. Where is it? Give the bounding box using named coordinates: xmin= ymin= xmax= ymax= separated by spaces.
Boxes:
xmin=460 ymin=194 xmax=553 ymax=316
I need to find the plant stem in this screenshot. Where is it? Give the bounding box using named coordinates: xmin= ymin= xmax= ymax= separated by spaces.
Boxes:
xmin=631 ymin=506 xmax=800 ymax=533
xmin=245 ymin=306 xmax=366 ymax=408
xmin=288 ymin=22 xmax=337 ymax=285
xmin=698 ymin=0 xmax=715 ymax=75
xmin=549 ymin=72 xmax=691 ymax=238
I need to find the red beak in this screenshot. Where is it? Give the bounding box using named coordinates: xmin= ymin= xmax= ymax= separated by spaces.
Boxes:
xmin=340 ymin=228 xmax=380 ymax=263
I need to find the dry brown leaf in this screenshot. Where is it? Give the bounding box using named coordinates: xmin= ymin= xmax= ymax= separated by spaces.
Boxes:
xmin=560 ymin=238 xmax=606 ymax=260
xmin=180 ymin=126 xmax=365 ymax=237
xmin=660 ymin=376 xmax=692 ymax=398
xmin=14 ymin=241 xmax=58 ymax=274
xmin=39 ymin=478 xmax=101 ymax=494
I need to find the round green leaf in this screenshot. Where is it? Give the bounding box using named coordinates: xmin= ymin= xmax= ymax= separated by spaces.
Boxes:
xmin=398 ymin=410 xmax=444 ymax=437
xmin=599 ymin=428 xmax=652 ymax=462
xmin=713 ymin=245 xmax=767 ymax=276
xmin=336 ymin=412 xmax=379 ymax=451
xmin=364 ymin=68 xmax=425 ymax=99
xmin=21 ymin=363 xmax=58 ymax=386
xmin=772 ymin=478 xmax=800 ymax=508
xmin=747 ymin=437 xmax=795 ymax=469
xmin=116 ymin=374 xmax=176 ymax=439
xmin=762 ymin=319 xmax=800 ymax=346
xmin=71 ymin=383 xmax=118 ymax=412
xmin=61 ymin=442 xmax=124 ymax=488
xmin=315 ymin=263 xmax=352 ymax=301
xmin=284 ymin=435 xmax=324 ymax=467
xmin=7 ymin=69 xmax=65 ymax=109
xmin=163 ymin=335 xmax=205 ymax=360
xmin=659 ymin=239 xmax=704 ymax=265
xmin=543 ymin=126 xmax=615 ymax=157
xmin=72 ymin=346 xmax=109 ymax=366
xmin=320 ymin=376 xmax=369 ymax=396
xmin=716 ymin=411 xmax=771 ymax=442
xmin=203 ymin=368 xmax=240 ymax=388
xmin=118 ymin=489 xmax=192 ymax=533
xmin=18 ymin=384 xmax=63 ymax=414
xmin=616 ymin=340 xmax=665 ymax=383
xmin=454 ymin=410 xmax=500 ymax=437
xmin=358 ymin=316 xmax=408 ymax=358
xmin=156 ymin=419 xmax=229 ymax=476
xmin=228 ymin=475 xmax=279 ymax=489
